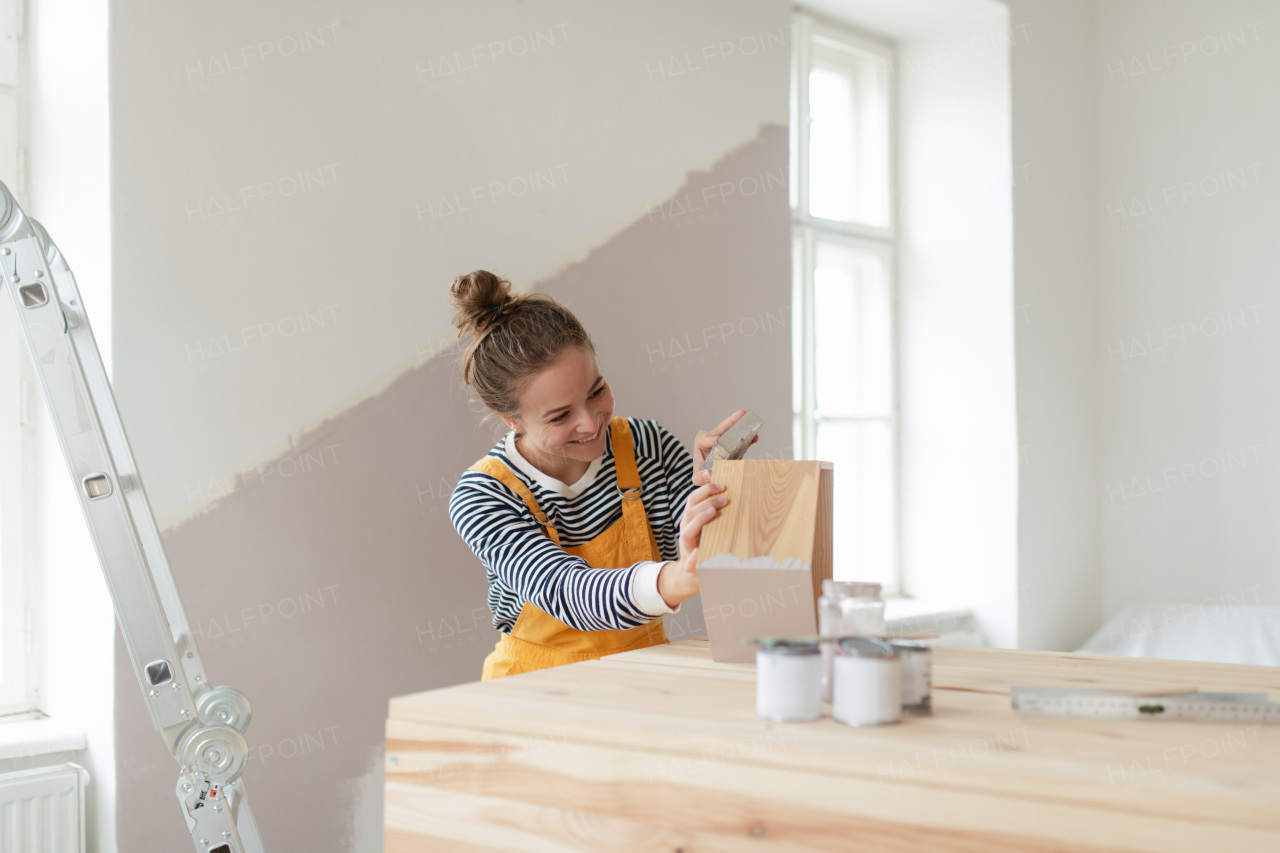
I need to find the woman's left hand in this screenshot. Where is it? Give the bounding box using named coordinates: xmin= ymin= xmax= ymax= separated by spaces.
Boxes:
xmin=657 ymin=477 xmax=729 ymax=608
xmin=692 ymin=408 xmax=760 ymax=484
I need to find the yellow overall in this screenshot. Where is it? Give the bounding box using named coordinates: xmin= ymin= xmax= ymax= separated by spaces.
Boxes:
xmin=475 ymin=416 xmax=669 ymax=680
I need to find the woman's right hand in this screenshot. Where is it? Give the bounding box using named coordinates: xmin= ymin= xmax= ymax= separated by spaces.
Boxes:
xmin=657 ymin=471 xmax=728 ymax=608
xmin=691 ymin=409 xmax=759 ymax=481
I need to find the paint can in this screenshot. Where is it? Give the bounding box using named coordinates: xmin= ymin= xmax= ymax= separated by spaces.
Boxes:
xmin=832 ymin=637 xmax=901 ymax=727
xmin=753 ymin=639 xmax=823 ymax=722
xmin=890 ymin=642 xmax=933 ymax=716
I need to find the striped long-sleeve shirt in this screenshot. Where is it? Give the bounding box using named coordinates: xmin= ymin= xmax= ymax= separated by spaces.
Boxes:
xmin=449 ymin=417 xmax=699 ymax=634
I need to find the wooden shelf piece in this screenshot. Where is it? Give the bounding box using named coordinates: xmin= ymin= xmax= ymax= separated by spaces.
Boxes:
xmin=695 ymin=460 xmax=833 ymax=662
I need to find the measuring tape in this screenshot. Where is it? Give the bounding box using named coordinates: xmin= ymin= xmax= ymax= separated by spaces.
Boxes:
xmin=1012 ymin=687 xmax=1280 ymax=724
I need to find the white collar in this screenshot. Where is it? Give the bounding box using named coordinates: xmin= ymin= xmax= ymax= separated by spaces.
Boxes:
xmin=503 ymin=430 xmax=605 ymax=499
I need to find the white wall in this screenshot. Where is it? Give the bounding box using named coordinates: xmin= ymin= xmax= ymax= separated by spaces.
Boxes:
xmin=1004 ymin=0 xmax=1103 ymax=651
xmin=897 ymin=12 xmax=1018 ymax=648
xmin=1000 ymin=0 xmax=1280 ymax=647
xmin=26 ymin=0 xmax=116 ymax=850
xmin=1097 ymin=0 xmax=1280 ymax=615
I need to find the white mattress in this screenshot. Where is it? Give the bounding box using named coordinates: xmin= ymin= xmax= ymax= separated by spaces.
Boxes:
xmin=1076 ymin=601 xmax=1280 ymax=667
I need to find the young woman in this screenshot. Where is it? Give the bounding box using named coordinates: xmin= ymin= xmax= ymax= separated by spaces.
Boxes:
xmin=446 ymin=270 xmax=757 ymax=680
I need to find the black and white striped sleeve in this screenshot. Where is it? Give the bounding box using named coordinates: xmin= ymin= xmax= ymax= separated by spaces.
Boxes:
xmin=448 ymin=471 xmax=659 ymax=632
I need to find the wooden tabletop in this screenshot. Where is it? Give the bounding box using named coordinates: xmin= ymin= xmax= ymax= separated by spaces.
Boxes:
xmin=385 ymin=638 xmax=1280 ymax=852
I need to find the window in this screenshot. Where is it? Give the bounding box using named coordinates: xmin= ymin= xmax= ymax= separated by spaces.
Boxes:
xmin=0 ymin=283 xmax=34 ymax=716
xmin=0 ymin=0 xmax=36 ymax=714
xmin=791 ymin=13 xmax=899 ymax=592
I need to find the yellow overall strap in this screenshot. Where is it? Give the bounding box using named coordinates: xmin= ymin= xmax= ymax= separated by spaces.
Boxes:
xmin=469 ymin=421 xmax=660 ymax=561
xmin=471 ymin=425 xmax=670 ymax=680
xmin=608 ymin=417 xmax=662 ymax=562
xmin=469 ymin=455 xmax=562 ymax=547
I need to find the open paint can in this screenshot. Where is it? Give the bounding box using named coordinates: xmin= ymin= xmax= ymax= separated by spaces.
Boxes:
xmin=832 ymin=637 xmax=901 ymax=727
xmin=753 ymin=638 xmax=823 ymax=722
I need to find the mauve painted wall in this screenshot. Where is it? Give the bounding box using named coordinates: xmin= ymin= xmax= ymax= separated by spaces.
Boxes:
xmin=109 ymin=2 xmax=791 ymax=849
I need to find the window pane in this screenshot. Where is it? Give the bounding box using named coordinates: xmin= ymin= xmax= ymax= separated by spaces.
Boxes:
xmin=807 ymin=41 xmax=889 ymax=227
xmin=0 ymin=91 xmax=16 ymax=192
xmin=808 ymin=66 xmax=854 ymax=221
xmin=817 ymin=420 xmax=895 ymax=588
xmin=813 ymin=241 xmax=891 ymax=418
xmin=0 ymin=0 xmax=15 ymax=88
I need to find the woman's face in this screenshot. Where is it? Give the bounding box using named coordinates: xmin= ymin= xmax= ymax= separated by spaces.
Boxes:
xmin=504 ymin=346 xmax=615 ymax=473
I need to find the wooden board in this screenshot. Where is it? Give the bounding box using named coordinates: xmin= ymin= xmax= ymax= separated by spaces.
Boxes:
xmin=696 ymin=460 xmax=828 ymax=569
xmin=385 ymin=640 xmax=1280 ymax=851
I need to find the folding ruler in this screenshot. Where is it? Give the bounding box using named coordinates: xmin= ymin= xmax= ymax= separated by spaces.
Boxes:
xmin=0 ymin=181 xmax=266 ymax=852
xmin=1012 ymin=686 xmax=1280 ymax=724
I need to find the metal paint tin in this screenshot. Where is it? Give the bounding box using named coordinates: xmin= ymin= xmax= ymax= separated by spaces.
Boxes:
xmin=818 ymin=581 xmax=886 ymax=702
xmin=890 ymin=642 xmax=933 ymax=716
xmin=832 ymin=638 xmax=901 ymax=727
xmin=753 ymin=638 xmax=823 ymax=722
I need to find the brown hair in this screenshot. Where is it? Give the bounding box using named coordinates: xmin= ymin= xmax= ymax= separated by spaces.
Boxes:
xmin=448 ymin=270 xmax=595 ymax=421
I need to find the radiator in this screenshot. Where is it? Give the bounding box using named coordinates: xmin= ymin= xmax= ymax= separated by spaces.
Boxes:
xmin=0 ymin=763 xmax=88 ymax=853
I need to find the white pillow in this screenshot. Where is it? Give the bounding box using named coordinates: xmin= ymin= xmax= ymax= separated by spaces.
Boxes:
xmin=1076 ymin=601 xmax=1280 ymax=667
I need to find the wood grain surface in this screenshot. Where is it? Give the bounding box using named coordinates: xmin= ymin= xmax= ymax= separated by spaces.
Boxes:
xmin=696 ymin=460 xmax=827 ymax=569
xmin=386 ymin=638 xmax=1280 ymax=851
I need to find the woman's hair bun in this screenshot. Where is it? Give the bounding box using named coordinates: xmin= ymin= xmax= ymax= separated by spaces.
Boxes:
xmin=445 ymin=269 xmax=595 ymax=412
xmin=449 ymin=270 xmax=517 ymax=337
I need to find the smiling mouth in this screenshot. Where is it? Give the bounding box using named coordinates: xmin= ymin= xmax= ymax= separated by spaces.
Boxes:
xmin=570 ymin=423 xmax=604 ymax=444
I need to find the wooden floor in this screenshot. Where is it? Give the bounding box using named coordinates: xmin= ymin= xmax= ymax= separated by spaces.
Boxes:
xmin=385 ymin=638 xmax=1280 ymax=852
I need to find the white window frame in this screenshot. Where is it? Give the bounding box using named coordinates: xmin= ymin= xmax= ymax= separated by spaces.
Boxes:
xmin=791 ymin=12 xmax=902 ymax=594
xmin=0 ymin=0 xmax=37 ymax=716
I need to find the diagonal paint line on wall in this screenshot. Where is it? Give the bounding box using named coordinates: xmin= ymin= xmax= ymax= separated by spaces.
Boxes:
xmin=161 ymin=122 xmax=789 ymax=529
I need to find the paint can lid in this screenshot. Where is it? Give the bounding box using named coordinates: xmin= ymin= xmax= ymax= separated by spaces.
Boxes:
xmin=744 ymin=636 xmax=821 ymax=655
xmin=837 ymin=637 xmax=898 ymax=659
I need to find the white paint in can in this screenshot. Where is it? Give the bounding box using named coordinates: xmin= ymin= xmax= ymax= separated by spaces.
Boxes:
xmin=755 ymin=641 xmax=823 ymax=722
xmin=832 ymin=638 xmax=901 ymax=727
